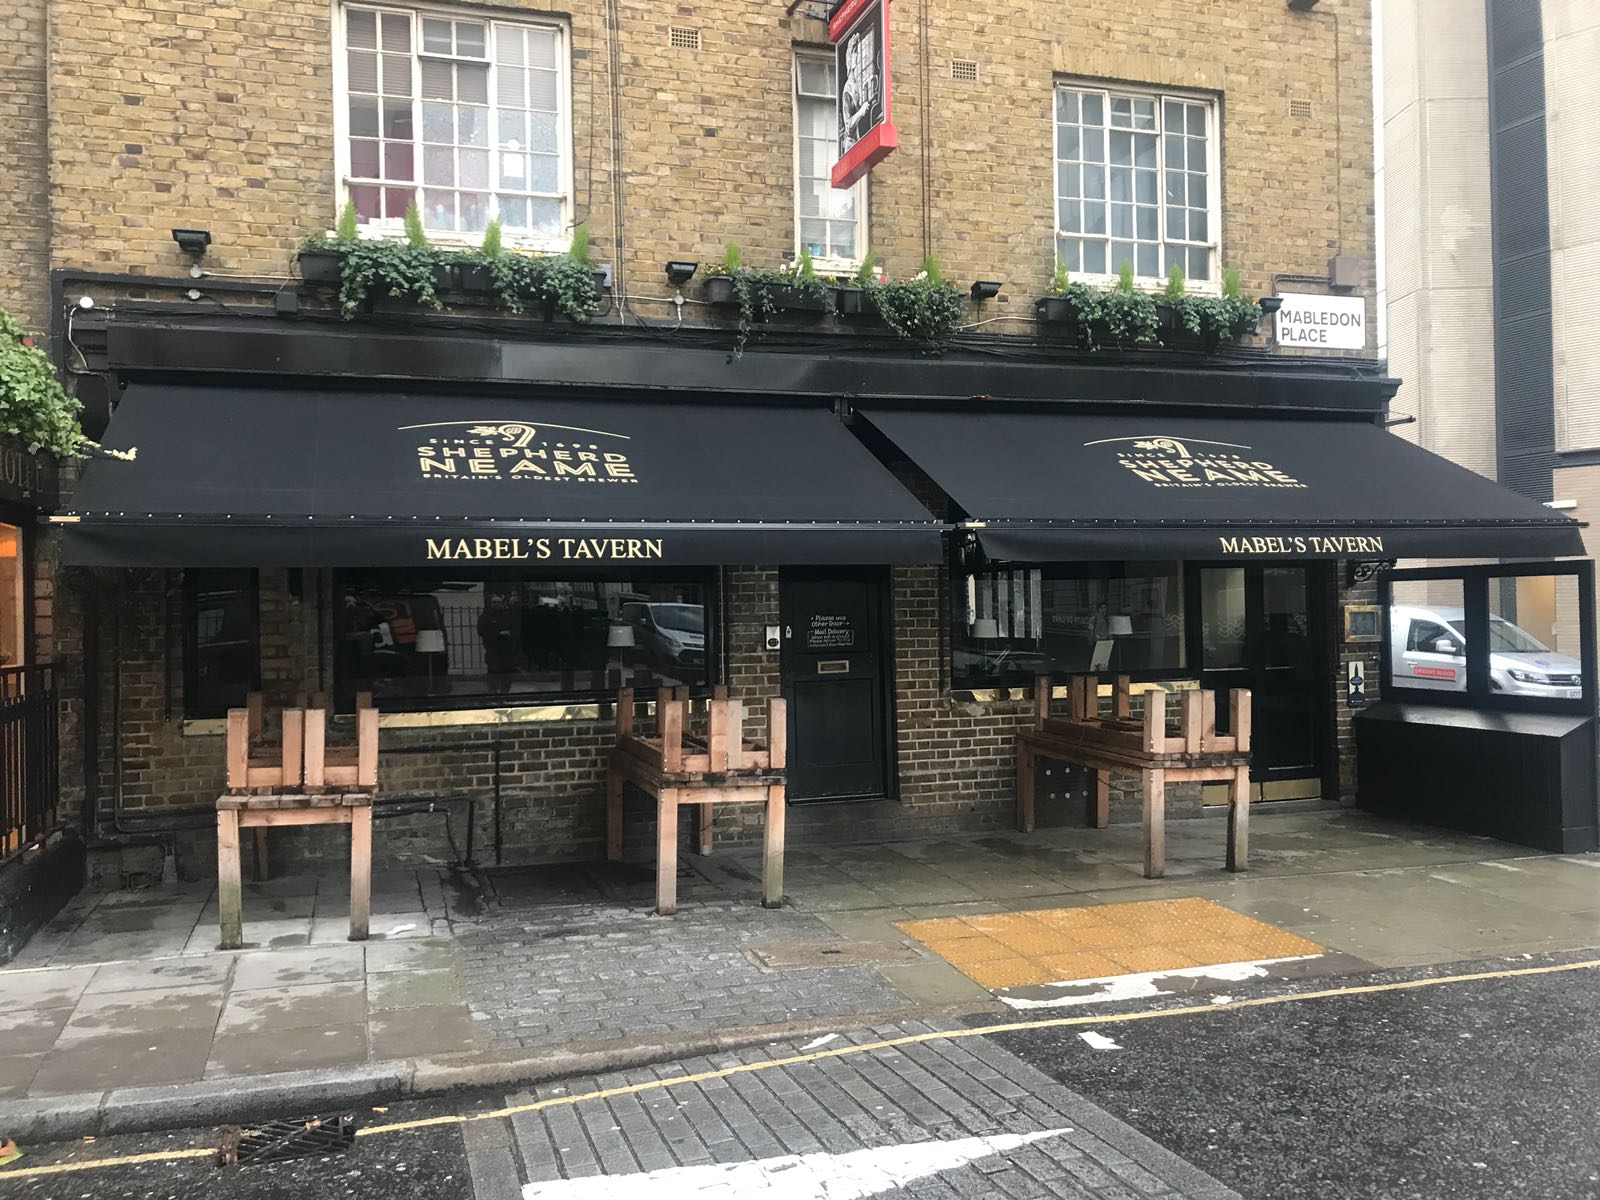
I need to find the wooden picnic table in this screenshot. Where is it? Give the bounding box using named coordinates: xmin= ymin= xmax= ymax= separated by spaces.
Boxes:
xmin=1015 ymin=674 xmax=1253 ymax=879
xmin=606 ymin=687 xmax=787 ymax=916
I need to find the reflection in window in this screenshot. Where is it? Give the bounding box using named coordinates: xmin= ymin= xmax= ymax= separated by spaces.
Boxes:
xmin=0 ymin=525 xmax=22 ymax=669
xmin=334 ymin=571 xmax=714 ymax=708
xmin=184 ymin=569 xmax=259 ymax=718
xmin=1487 ymin=575 xmax=1584 ymax=696
xmin=952 ymin=564 xmax=1185 ymax=689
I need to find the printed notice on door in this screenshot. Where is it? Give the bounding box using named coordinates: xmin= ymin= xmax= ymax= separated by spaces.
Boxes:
xmin=806 ymin=614 xmax=856 ymax=650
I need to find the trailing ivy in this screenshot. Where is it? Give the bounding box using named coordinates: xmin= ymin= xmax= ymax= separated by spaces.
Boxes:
xmin=866 ymin=256 xmax=966 ymax=351
xmin=1161 ymin=263 xmax=1259 ymax=348
xmin=712 ymin=242 xmax=833 ymax=354
xmin=336 ymin=204 xmax=443 ymax=316
xmin=1044 ymin=262 xmax=1107 ymax=349
xmin=486 ymin=222 xmax=603 ymax=321
xmin=0 ymin=308 xmax=85 ymax=458
xmin=1098 ymin=261 xmax=1159 ymax=346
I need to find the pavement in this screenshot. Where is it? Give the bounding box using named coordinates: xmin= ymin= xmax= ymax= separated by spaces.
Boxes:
xmin=10 ymin=952 xmax=1600 ymax=1198
xmin=4 ymin=809 xmax=1600 ymax=1144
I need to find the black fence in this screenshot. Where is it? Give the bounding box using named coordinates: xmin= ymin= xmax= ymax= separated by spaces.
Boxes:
xmin=0 ymin=666 xmax=59 ymax=860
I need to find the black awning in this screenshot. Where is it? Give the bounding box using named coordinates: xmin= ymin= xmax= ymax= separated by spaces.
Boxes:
xmin=61 ymin=384 xmax=943 ymax=567
xmin=863 ymin=409 xmax=1587 ymax=561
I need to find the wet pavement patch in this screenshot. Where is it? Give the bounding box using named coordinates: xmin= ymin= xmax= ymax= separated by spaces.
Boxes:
xmin=745 ymin=939 xmax=925 ymax=970
xmin=899 ymin=897 xmax=1324 ymax=991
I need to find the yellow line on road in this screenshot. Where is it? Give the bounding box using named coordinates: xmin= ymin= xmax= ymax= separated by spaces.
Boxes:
xmin=8 ymin=954 xmax=1600 ymax=1182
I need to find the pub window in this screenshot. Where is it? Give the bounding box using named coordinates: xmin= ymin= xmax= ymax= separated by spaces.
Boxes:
xmin=1053 ymin=83 xmax=1218 ymax=284
xmin=183 ymin=569 xmax=260 ymax=719
xmin=333 ymin=570 xmax=716 ymax=710
xmin=338 ymin=5 xmax=570 ymax=246
xmin=795 ymin=54 xmax=866 ymax=268
xmin=0 ymin=522 xmax=25 ymax=668
xmin=952 ymin=563 xmax=1187 ymax=690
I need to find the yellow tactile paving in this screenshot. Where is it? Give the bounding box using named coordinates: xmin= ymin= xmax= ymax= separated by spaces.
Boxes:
xmin=898 ymin=896 xmax=1324 ymax=991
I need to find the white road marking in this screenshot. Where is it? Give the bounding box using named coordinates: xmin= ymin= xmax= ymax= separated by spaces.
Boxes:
xmin=521 ymin=1129 xmax=1073 ymax=1199
xmin=1480 ymin=862 xmax=1523 ymax=872
xmin=1078 ymin=1031 xmax=1121 ymax=1050
xmin=998 ymin=955 xmax=1322 ymax=1010
xmin=798 ymin=1034 xmax=840 ymax=1051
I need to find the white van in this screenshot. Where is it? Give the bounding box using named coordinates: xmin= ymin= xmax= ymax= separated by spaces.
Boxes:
xmin=1389 ymin=605 xmax=1583 ymax=698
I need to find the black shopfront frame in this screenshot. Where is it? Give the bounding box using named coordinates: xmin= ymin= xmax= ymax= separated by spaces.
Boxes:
xmin=1379 ymin=560 xmax=1598 ymax=717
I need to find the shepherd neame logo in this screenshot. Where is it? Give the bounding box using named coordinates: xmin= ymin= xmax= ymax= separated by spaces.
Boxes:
xmin=1085 ymin=436 xmax=1306 ymax=490
xmin=401 ymin=420 xmax=639 ymax=484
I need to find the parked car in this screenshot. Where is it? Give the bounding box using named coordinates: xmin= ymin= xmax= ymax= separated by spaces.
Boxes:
xmin=1389 ymin=604 xmax=1583 ymax=698
xmin=621 ymin=601 xmax=706 ymax=669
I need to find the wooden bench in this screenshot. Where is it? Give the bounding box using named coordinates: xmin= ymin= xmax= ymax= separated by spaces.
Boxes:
xmin=216 ymin=695 xmax=380 ymax=949
xmin=606 ymin=687 xmax=787 ymax=916
xmin=1015 ymin=674 xmax=1252 ymax=879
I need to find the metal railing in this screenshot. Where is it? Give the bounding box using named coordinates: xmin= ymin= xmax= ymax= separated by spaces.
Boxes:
xmin=0 ymin=666 xmax=59 ymax=860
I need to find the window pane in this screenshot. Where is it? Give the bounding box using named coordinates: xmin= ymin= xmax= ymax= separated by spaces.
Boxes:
xmin=800 ymin=218 xmax=826 ymax=255
xmin=383 ymin=186 xmax=414 ymax=218
xmin=383 ymin=141 xmax=414 ymax=180
xmin=1111 ymin=203 xmax=1132 ymax=238
xmin=1055 ymin=89 xmax=1078 ymax=123
xmin=459 ymin=147 xmax=490 ymax=188
xmin=350 ymin=138 xmax=380 ymax=178
xmin=347 ymin=8 xmax=377 ymax=49
xmin=1134 ymin=133 xmax=1156 ymax=169
xmin=1136 ymin=242 xmax=1158 ymax=277
xmin=1058 ymin=125 xmax=1079 ymax=161
xmin=459 ymin=62 xmax=489 ymax=105
xmin=1080 ymin=126 xmax=1103 ymax=162
xmin=458 ymin=105 xmax=488 ymax=146
xmin=460 ymin=191 xmax=489 ymax=231
xmin=423 ymin=145 xmax=454 ymax=185
xmin=423 ymin=189 xmax=456 ymax=229
xmin=499 ymin=195 xmax=528 ymax=228
xmin=529 ymin=153 xmax=559 ymax=192
xmin=336 ymin=573 xmax=715 ymax=707
xmin=422 ymin=102 xmax=453 ymax=142
xmin=1187 ymin=137 xmax=1206 ymax=170
xmin=1058 ymin=237 xmax=1080 ymax=272
xmin=1188 ymin=171 xmax=1207 ymax=208
xmin=350 ymin=183 xmax=381 ymax=221
xmin=456 ymin=21 xmax=486 ymax=57
xmin=380 ymin=11 xmax=409 ymax=52
xmin=1109 ymin=241 xmax=1134 ymax=275
xmin=350 ymin=96 xmax=380 ymax=137
xmin=1165 ymin=172 xmax=1185 ymax=205
xmin=1109 ymin=168 xmax=1131 ymax=203
xmin=1200 ymin=568 xmax=1246 ymax=669
xmin=1080 ymin=92 xmax=1103 ymax=125
xmin=1110 ymin=95 xmax=1132 ymax=126
xmin=1083 ymin=163 xmax=1104 ymax=199
xmin=498 ymin=26 xmax=525 ymax=66
xmin=1082 ymin=240 xmax=1106 ymax=273
xmin=1083 ymin=201 xmax=1106 ymax=235
xmin=1134 ymin=170 xmax=1156 ymax=204
xmin=1189 ymin=246 xmax=1210 ymax=280
xmin=381 ymin=99 xmax=412 ymax=139
xmin=1109 ymin=131 xmax=1132 ymax=165
xmin=526 ymin=28 xmax=557 ymax=69
xmin=420 ymin=58 xmax=453 ymax=100
xmin=1165 ymin=205 xmax=1183 ymax=238
xmin=499 ymin=151 xmax=527 ymax=187
xmin=950 ymin=565 xmax=1185 ymax=689
xmin=422 ymin=17 xmax=452 ymax=54
xmin=529 ymin=111 xmax=559 ymax=153
xmin=1059 ymin=163 xmax=1079 ymax=198
xmin=1057 ymin=200 xmax=1078 ymax=234
xmin=1163 ymin=99 xmax=1183 ymax=130
xmin=1189 ymin=210 xmax=1207 ymax=243
xmin=348 ymin=50 xmax=379 ymax=93
xmin=798 ymin=59 xmax=831 ymax=95
xmin=1187 ymin=104 xmax=1206 ymax=136
xmin=186 ymin=569 xmax=257 ymax=717
xmin=529 ymin=197 xmax=562 ymax=235
xmin=1136 ymin=205 xmax=1157 ymax=240
xmin=498 ymin=111 xmax=527 ymax=149
xmin=383 ymin=54 xmax=411 ymax=96
xmin=497 ymin=65 xmax=526 ymax=108
xmin=830 ymin=221 xmax=856 ymax=259
xmin=529 ymin=68 xmax=558 ymax=110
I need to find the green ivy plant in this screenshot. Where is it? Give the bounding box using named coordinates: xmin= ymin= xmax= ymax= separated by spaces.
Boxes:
xmin=710 ymin=242 xmax=833 ymax=354
xmin=1098 ymin=260 xmax=1159 ymax=346
xmin=1045 ymin=262 xmax=1106 ymax=348
xmin=0 ymin=308 xmax=86 ymax=458
xmin=486 ymin=222 xmax=602 ymax=321
xmin=336 ymin=202 xmax=443 ymax=315
xmin=866 ymin=255 xmax=966 ymax=351
xmin=1163 ymin=263 xmax=1261 ymax=348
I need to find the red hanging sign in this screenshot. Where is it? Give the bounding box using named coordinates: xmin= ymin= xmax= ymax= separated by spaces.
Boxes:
xmin=829 ymin=0 xmax=897 ymax=189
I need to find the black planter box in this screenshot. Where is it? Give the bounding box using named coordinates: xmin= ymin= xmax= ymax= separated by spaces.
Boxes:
xmin=297 ymin=248 xmax=343 ymax=286
xmin=591 ymin=269 xmax=609 ymax=294
xmin=704 ymin=275 xmax=737 ymax=306
xmin=457 ymin=261 xmax=494 ymax=294
xmin=1037 ymin=295 xmax=1088 ymax=324
xmin=768 ymin=284 xmax=828 ymax=313
xmin=1157 ymin=300 xmax=1206 ymax=348
xmin=431 ymin=263 xmax=456 ymax=294
xmin=833 ymin=286 xmax=868 ymax=316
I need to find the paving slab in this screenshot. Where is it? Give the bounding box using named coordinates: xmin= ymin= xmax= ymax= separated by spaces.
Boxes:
xmin=30 ymin=1028 xmax=214 ymax=1094
xmin=204 ymin=1022 xmax=370 ymax=1078
xmin=369 ymin=1003 xmax=481 ymax=1059
xmin=57 ymin=984 xmax=225 ymax=1042
xmin=365 ymin=937 xmax=462 ymax=974
xmin=0 ymin=966 xmax=95 ymax=1009
xmin=0 ymin=1006 xmax=73 ymax=1056
xmin=230 ymin=944 xmax=365 ymax=991
xmin=86 ymin=956 xmax=234 ymax=994
xmin=218 ymin=979 xmax=366 ymax=1034
xmin=368 ymin=966 xmax=464 ymax=1011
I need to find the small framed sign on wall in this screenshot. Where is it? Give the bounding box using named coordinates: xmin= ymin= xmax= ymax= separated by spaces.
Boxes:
xmin=1343 ymin=604 xmax=1382 ymax=644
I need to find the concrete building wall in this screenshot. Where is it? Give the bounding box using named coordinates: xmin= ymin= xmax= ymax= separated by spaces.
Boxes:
xmin=1542 ymin=0 xmax=1600 ymax=456
xmin=1380 ymin=0 xmax=1498 ymax=479
xmin=0 ymin=0 xmax=50 ymax=330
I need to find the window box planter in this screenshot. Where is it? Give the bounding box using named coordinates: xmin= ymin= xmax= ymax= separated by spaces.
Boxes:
xmin=704 ymin=275 xmax=737 ymax=306
xmin=590 ymin=269 xmax=609 ymax=295
xmin=1156 ymin=300 xmax=1208 ymax=349
xmin=297 ymin=248 xmax=343 ymax=286
xmin=1034 ymin=295 xmax=1077 ymax=325
xmin=767 ymin=284 xmax=828 ymax=314
xmin=457 ymin=260 xmax=494 ymax=295
xmin=832 ymin=286 xmax=868 ymax=317
xmin=431 ymin=262 xmax=457 ymax=294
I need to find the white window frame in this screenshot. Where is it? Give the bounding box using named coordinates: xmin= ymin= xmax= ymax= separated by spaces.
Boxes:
xmin=1052 ymin=80 xmax=1221 ymax=292
xmin=332 ymin=2 xmax=574 ymax=252
xmin=793 ymin=52 xmax=867 ymax=274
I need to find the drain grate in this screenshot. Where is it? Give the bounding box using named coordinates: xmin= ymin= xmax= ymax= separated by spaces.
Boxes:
xmin=219 ymin=1115 xmax=359 ymax=1166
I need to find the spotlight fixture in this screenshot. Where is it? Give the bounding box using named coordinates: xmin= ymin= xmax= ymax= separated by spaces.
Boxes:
xmin=1287 ymin=0 xmax=1319 ymax=9
xmin=1259 ymin=295 xmax=1284 ymax=317
xmin=969 ymin=280 xmax=1002 ymax=301
xmin=171 ymin=228 xmax=212 ymax=255
xmin=664 ymin=260 xmax=699 ymax=286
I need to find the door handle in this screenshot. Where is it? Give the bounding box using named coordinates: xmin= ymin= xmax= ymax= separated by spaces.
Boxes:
xmin=785 ymin=626 xmax=792 ymax=639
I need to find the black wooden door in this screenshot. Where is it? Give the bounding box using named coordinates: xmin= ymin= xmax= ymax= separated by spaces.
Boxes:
xmin=779 ymin=568 xmax=892 ymax=802
xmin=1190 ymin=563 xmax=1326 ymax=783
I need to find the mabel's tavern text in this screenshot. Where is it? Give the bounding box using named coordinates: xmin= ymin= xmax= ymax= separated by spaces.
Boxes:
xmin=426 ymin=536 xmax=665 ymax=561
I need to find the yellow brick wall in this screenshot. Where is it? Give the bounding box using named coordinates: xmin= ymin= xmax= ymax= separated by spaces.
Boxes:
xmin=0 ymin=0 xmax=50 ymax=330
xmin=42 ymin=0 xmax=1374 ymax=332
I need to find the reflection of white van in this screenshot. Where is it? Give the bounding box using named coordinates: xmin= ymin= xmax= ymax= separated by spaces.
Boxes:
xmin=1390 ymin=605 xmax=1583 ymax=698
xmin=620 ymin=602 xmax=705 ymax=668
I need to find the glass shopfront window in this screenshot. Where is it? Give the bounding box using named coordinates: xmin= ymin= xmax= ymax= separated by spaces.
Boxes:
xmin=184 ymin=568 xmax=260 ymax=718
xmin=952 ymin=563 xmax=1186 ymax=689
xmin=334 ymin=569 xmax=715 ymax=709
xmin=0 ymin=523 xmax=24 ymax=669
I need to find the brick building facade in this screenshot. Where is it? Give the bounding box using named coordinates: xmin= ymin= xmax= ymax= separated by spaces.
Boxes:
xmin=6 ymin=0 xmax=1581 ymax=890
